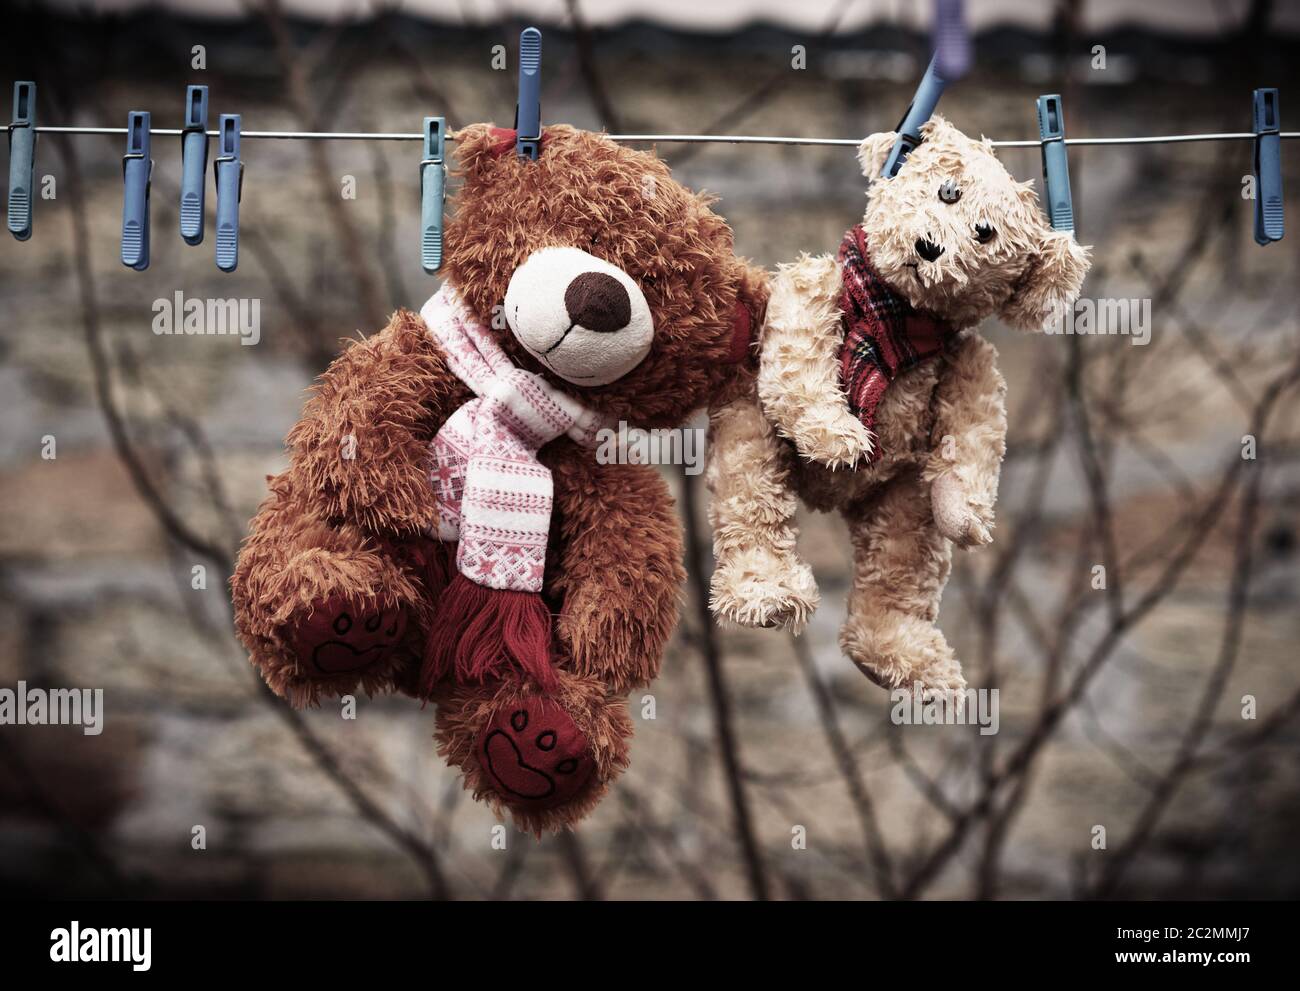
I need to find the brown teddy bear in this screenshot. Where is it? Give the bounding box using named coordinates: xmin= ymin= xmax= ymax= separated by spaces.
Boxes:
xmin=707 ymin=116 xmax=1089 ymax=698
xmin=232 ymin=123 xmax=763 ymax=833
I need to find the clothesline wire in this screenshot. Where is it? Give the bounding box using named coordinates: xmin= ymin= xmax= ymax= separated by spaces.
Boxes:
xmin=23 ymin=125 xmax=1300 ymax=147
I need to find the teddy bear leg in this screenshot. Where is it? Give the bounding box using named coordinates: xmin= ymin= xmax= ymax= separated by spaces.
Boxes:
xmin=433 ymin=667 xmax=632 ymax=834
xmin=705 ymin=394 xmax=819 ymax=632
xmin=232 ymin=481 xmax=450 ymax=706
xmin=838 ymin=469 xmax=966 ymax=699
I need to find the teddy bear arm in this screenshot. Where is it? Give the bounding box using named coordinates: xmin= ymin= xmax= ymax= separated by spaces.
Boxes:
xmin=548 ymin=453 xmax=685 ymax=693
xmin=705 ymin=393 xmax=819 ymax=632
xmin=758 ymin=255 xmax=876 ymax=469
xmin=924 ymin=333 xmax=1008 ymax=547
xmin=840 ymin=471 xmax=966 ymax=699
xmin=286 ymin=308 xmax=467 ymax=535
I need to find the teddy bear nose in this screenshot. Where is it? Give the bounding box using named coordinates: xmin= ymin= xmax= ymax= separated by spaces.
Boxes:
xmin=564 ymin=272 xmax=631 ymax=333
xmin=915 ymin=238 xmax=946 ymax=262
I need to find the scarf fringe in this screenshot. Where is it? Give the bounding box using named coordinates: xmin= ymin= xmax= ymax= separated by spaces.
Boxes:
xmin=420 ymin=574 xmax=558 ymax=695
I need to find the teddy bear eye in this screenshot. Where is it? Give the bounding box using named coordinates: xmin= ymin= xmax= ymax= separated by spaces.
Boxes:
xmin=589 ymin=233 xmax=600 ymax=246
xmin=973 ymin=221 xmax=996 ymax=244
xmin=938 ymin=179 xmax=962 ymax=204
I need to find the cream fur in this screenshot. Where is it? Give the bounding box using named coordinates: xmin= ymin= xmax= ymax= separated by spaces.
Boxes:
xmin=855 ymin=116 xmax=1091 ymax=331
xmin=759 ymin=254 xmax=875 ymax=468
xmin=504 ymin=246 xmax=654 ymax=386
xmin=708 ymin=116 xmax=1091 ymax=698
xmin=706 ymin=396 xmax=819 ymax=632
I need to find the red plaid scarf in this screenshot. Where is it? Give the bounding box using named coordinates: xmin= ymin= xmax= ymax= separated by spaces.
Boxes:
xmin=838 ymin=225 xmax=954 ymax=461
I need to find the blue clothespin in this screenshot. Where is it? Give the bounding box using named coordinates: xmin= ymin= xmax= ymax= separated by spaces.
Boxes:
xmin=933 ymin=0 xmax=970 ymax=81
xmin=180 ymin=85 xmax=209 ymax=245
xmin=1252 ymin=88 xmax=1283 ymax=245
xmin=515 ymin=27 xmax=542 ymax=160
xmin=7 ymin=81 xmax=36 ymax=241
xmin=1036 ymin=94 xmax=1075 ymax=236
xmin=420 ymin=116 xmax=446 ymax=273
xmin=881 ymin=53 xmax=950 ymax=177
xmin=214 ymin=113 xmax=243 ymax=272
xmin=121 ymin=111 xmax=152 ymax=270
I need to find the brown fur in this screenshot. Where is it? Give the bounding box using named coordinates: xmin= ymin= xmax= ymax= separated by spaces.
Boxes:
xmin=231 ymin=123 xmax=763 ymax=831
xmin=444 ymin=124 xmax=763 ymax=424
xmin=708 ymin=117 xmax=1090 ymax=698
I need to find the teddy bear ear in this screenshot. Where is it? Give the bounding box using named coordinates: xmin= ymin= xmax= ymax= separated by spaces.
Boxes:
xmin=857 ymin=131 xmax=899 ymax=180
xmin=452 ymin=123 xmax=517 ymax=181
xmin=999 ymin=228 xmax=1092 ymax=332
xmin=919 ymin=113 xmax=956 ymax=141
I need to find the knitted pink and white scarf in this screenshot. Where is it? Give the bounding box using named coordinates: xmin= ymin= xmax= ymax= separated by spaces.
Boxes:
xmin=418 ymin=286 xmax=611 ymax=694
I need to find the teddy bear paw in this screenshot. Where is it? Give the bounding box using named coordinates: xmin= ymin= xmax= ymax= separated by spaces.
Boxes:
xmin=797 ymin=410 xmax=876 ymax=470
xmin=931 ymin=473 xmax=994 ymax=548
xmin=291 ymin=594 xmax=410 ymax=676
xmin=858 ymin=653 xmax=969 ymax=709
xmin=905 ymin=656 xmax=969 ymax=709
xmin=477 ymin=697 xmax=595 ymax=812
xmin=710 ymin=548 xmax=820 ymax=633
xmin=842 ymin=609 xmax=967 ymax=704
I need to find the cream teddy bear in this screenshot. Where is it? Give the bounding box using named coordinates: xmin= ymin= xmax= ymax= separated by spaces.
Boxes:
xmin=708 ymin=116 xmax=1090 ymax=697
